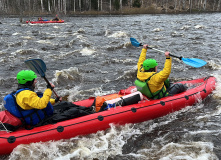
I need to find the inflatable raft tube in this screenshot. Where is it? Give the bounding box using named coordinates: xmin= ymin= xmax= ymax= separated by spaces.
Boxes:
xmin=26 ymin=20 xmax=64 ymax=24
xmin=0 ymin=76 xmax=216 ymax=155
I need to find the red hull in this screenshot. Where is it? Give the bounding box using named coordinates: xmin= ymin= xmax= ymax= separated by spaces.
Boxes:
xmin=0 ymin=77 xmax=216 ymax=155
xmin=26 ymin=20 xmax=64 ymax=24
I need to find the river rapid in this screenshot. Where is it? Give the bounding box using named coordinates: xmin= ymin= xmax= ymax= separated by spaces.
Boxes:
xmin=0 ymin=13 xmax=221 ymax=160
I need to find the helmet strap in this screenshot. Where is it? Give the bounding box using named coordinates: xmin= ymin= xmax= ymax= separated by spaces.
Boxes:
xmin=17 ymin=79 xmax=35 ymax=91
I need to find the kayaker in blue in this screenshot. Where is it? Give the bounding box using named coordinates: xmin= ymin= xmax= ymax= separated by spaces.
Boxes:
xmin=4 ymin=70 xmax=94 ymax=128
xmin=135 ymin=44 xmax=187 ymax=99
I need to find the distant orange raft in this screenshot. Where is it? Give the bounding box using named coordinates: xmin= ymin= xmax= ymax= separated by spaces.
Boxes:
xmin=0 ymin=76 xmax=216 ymax=155
xmin=26 ymin=20 xmax=64 ymax=24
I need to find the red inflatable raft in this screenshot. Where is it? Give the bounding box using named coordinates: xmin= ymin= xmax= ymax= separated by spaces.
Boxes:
xmin=26 ymin=20 xmax=64 ymax=24
xmin=0 ymin=76 xmax=216 ymax=155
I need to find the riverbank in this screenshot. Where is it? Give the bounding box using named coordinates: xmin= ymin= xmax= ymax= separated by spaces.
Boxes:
xmin=0 ymin=6 xmax=219 ymax=18
xmin=70 ymin=7 xmax=219 ymax=15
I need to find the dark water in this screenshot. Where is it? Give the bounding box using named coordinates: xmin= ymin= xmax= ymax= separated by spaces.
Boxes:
xmin=0 ymin=14 xmax=221 ymax=160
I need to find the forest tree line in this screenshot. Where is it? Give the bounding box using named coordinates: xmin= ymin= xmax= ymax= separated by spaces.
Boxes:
xmin=0 ymin=0 xmax=220 ymax=15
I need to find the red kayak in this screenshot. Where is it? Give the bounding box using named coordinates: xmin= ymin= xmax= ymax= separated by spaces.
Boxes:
xmin=26 ymin=20 xmax=64 ymax=24
xmin=0 ymin=76 xmax=216 ymax=155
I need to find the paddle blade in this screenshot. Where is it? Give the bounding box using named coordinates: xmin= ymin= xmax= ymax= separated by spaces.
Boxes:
xmin=182 ymin=58 xmax=207 ymax=68
xmin=130 ymin=38 xmax=139 ymax=43
xmin=25 ymin=59 xmax=47 ymax=77
xmin=130 ymin=37 xmax=142 ymax=47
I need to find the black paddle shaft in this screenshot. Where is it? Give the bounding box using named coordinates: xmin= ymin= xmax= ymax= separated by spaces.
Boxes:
xmin=148 ymin=46 xmax=183 ymax=60
xmin=139 ymin=43 xmax=183 ymax=60
xmin=43 ymin=76 xmax=59 ymax=98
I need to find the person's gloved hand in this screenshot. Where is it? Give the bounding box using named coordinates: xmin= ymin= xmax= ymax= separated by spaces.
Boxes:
xmin=143 ymin=44 xmax=148 ymax=49
xmin=47 ymin=83 xmax=55 ymax=90
xmin=55 ymin=96 xmax=62 ymax=103
xmin=165 ymin=51 xmax=170 ymax=58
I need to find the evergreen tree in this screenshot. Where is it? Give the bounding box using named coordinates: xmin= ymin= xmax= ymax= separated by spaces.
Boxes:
xmin=114 ymin=0 xmax=120 ymax=10
xmin=133 ymin=0 xmax=141 ymax=8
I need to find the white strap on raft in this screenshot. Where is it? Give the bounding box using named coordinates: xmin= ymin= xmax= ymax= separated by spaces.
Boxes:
xmin=105 ymin=91 xmax=143 ymax=109
xmin=0 ymin=121 xmax=10 ymax=133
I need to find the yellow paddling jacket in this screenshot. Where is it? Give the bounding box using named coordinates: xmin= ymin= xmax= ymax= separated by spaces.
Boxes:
xmin=16 ymin=89 xmax=55 ymax=110
xmin=136 ymin=48 xmax=172 ymax=98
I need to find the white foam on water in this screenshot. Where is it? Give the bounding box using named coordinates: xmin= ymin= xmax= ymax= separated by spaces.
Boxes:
xmin=196 ymin=106 xmax=221 ymax=123
xmin=135 ymin=105 xmax=219 ymax=160
xmin=124 ymin=41 xmax=132 ymax=48
xmin=0 ymin=104 xmax=3 ymax=111
xmin=155 ymin=142 xmax=218 ymax=160
xmin=56 ymin=82 xmax=116 ymax=101
xmin=115 ymin=65 xmax=137 ymax=81
xmin=139 ymin=106 xmax=193 ymax=134
xmin=12 ymin=32 xmax=21 ymax=36
xmin=54 ymin=123 xmax=142 ymax=160
xmin=10 ymin=49 xmax=38 ymax=56
xmin=53 ymin=26 xmax=60 ymax=29
xmin=36 ymin=40 xmax=54 ymax=45
xmin=104 ymin=29 xmax=111 ymax=36
xmin=108 ymin=31 xmax=129 ymax=38
xmin=9 ymin=123 xmax=142 ymax=160
xmin=208 ymin=60 xmax=221 ymax=70
xmin=22 ymin=36 xmax=32 ymax=39
xmin=110 ymin=58 xmax=133 ymax=64
xmin=93 ymin=88 xmax=116 ymax=97
xmin=54 ymin=67 xmax=80 ymax=82
xmin=195 ymin=70 xmax=221 ymax=120
xmin=9 ymin=140 xmax=72 ymax=160
xmin=180 ymin=25 xmax=191 ymax=30
xmin=189 ymin=129 xmax=220 ymax=135
xmin=0 ymin=51 xmax=3 ymax=55
xmin=80 ymin=47 xmax=96 ymax=56
xmin=153 ymin=28 xmax=162 ymax=32
xmin=77 ymin=28 xmax=85 ymax=34
xmin=212 ymin=74 xmax=221 ymax=99
xmin=194 ymin=25 xmax=205 ymax=29
xmin=58 ymin=50 xmax=80 ymax=58
xmin=76 ymin=35 xmax=88 ymax=43
xmin=52 ymin=67 xmax=82 ymax=97
xmin=171 ymin=31 xmax=184 ymax=37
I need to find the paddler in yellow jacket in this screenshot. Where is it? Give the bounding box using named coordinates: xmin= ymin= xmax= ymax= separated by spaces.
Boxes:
xmin=135 ymin=44 xmax=187 ymax=99
xmin=4 ymin=70 xmax=94 ymax=127
xmin=16 ymin=70 xmax=59 ymax=109
xmin=10 ymin=70 xmax=61 ymax=126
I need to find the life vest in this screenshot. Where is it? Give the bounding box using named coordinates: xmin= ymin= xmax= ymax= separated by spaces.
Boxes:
xmin=3 ymin=89 xmax=54 ymax=126
xmin=135 ymin=73 xmax=170 ymax=99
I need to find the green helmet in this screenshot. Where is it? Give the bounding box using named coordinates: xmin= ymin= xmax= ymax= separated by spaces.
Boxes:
xmin=17 ymin=70 xmax=37 ymax=84
xmin=143 ymin=59 xmax=158 ymax=71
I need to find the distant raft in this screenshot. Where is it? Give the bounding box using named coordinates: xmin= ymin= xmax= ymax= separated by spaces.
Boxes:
xmin=0 ymin=76 xmax=216 ymax=155
xmin=26 ymin=20 xmax=64 ymax=24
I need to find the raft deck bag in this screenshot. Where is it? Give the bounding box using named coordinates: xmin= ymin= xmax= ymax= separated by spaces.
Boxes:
xmin=0 ymin=110 xmax=22 ymax=132
xmin=93 ymin=94 xmax=123 ymax=112
xmin=101 ymin=91 xmax=143 ymax=110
